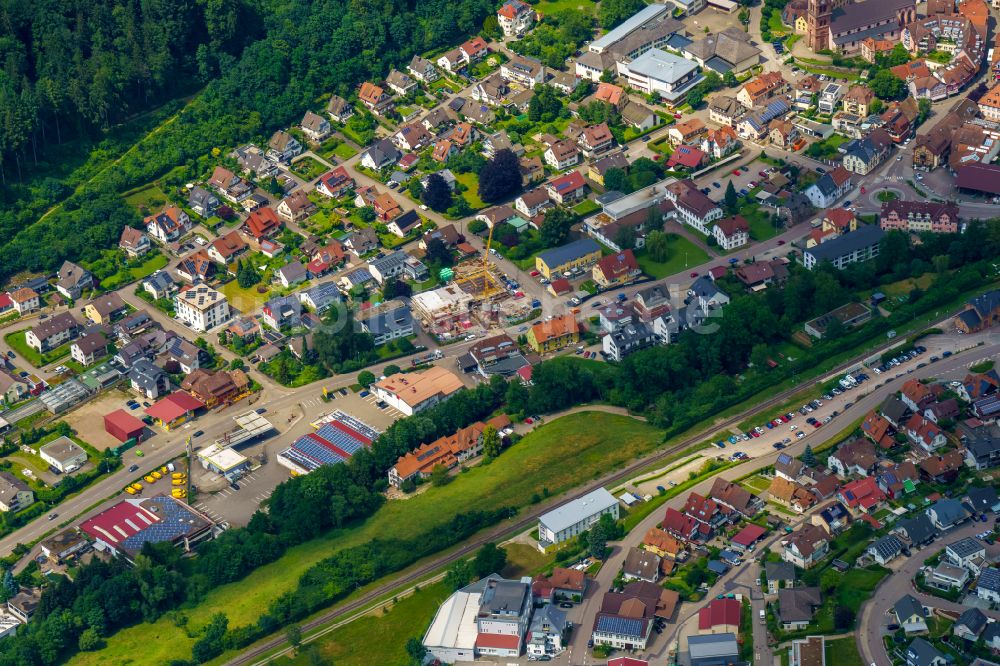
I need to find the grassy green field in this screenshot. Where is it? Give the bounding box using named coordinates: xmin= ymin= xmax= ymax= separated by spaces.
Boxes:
xmin=455 ymin=172 xmax=486 ymax=210
xmin=502 ymin=543 xmax=556 ymax=578
xmin=71 ymin=412 xmax=664 ymax=665
xmin=533 ymin=0 xmax=595 ymax=16
xmin=332 ymin=142 xmax=357 ymax=159
xmin=275 ymin=582 xmax=452 ymax=666
xmin=573 ymin=199 xmax=601 ymax=216
xmin=290 ymin=156 xmax=327 ymax=181
xmin=825 ymin=637 xmax=864 ymax=666
xmin=123 ymin=183 xmax=170 ymax=213
xmin=741 ymin=203 xmax=781 ymax=242
xmin=635 ymin=234 xmax=711 ymax=278
xmin=741 ymin=474 xmax=772 ymax=494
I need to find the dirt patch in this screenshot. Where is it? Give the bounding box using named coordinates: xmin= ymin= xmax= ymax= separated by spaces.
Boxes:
xmin=59 ymin=388 xmax=153 ymax=451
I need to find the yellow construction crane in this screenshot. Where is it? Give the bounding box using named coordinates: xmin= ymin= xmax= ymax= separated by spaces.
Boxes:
xmin=455 ymin=221 xmax=504 ymax=299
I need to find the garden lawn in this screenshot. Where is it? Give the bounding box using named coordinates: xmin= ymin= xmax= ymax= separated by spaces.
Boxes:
xmin=71 ymin=412 xmax=664 ymax=666
xmin=128 ymin=253 xmax=169 ymax=280
xmin=741 ymin=474 xmax=772 ymax=494
xmin=534 ymin=0 xmax=595 ymax=15
xmin=635 ymin=234 xmax=711 ymax=278
xmin=290 ymin=157 xmax=327 ymax=181
xmin=219 ymin=280 xmax=272 ymax=312
xmin=4 ymin=331 xmax=70 ymax=368
xmin=573 ymin=199 xmax=601 ymax=216
xmin=333 ymin=143 xmax=357 ymax=159
xmin=825 ymin=637 xmax=864 ymax=666
xmin=275 ymin=582 xmax=451 ymax=666
xmin=455 ymin=172 xmax=486 ymax=210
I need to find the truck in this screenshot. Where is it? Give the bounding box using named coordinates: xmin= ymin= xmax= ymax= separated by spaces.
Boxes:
xmin=759 ymin=609 xmax=765 ymax=624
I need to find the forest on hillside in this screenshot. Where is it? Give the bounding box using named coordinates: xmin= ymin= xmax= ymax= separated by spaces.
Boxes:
xmin=0 ymin=0 xmax=496 ymax=284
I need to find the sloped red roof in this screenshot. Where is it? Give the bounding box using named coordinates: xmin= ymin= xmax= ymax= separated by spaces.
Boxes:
xmin=732 ymin=523 xmax=767 ymax=547
xmin=475 ymin=633 xmax=520 ymax=649
xmin=145 ymin=391 xmax=205 ymax=423
xmin=698 ymin=598 xmax=740 ymax=630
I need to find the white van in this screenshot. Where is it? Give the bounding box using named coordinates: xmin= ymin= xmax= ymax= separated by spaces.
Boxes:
xmin=759 ymin=609 xmax=766 ymax=624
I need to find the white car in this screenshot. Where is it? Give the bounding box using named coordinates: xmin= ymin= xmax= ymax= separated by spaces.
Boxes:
xmin=790 ymin=425 xmax=797 ymax=431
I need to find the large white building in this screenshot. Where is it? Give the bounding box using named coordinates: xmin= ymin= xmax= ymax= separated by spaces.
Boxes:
xmin=371 ymin=366 xmax=464 ymax=416
xmin=619 ymin=48 xmax=703 ymax=103
xmin=423 ymin=576 xmax=533 ymax=663
xmin=537 ymin=487 xmax=619 ymax=550
xmin=39 ymin=436 xmax=88 ymax=474
xmin=174 ymin=285 xmax=231 ymax=332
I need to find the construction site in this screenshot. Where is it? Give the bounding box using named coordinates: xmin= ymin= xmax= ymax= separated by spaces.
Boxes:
xmin=411 ymin=227 xmax=534 ymax=338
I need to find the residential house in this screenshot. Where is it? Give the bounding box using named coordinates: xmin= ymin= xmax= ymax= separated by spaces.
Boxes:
xmin=901 ymin=378 xmax=936 ymax=412
xmin=642 ymin=528 xmax=686 ymax=560
xmin=945 ymin=536 xmax=987 ymax=574
xmin=708 ymin=477 xmax=762 ymax=518
xmin=300 ymin=111 xmax=331 ymax=142
xmin=862 ymin=411 xmax=896 ymax=449
xmin=906 ymin=639 xmax=946 ymax=666
xmin=827 ymin=438 xmax=877 ymax=477
xmin=734 ymin=259 xmax=789 ymax=291
xmin=668 ymin=119 xmax=707 ymax=146
xmin=954 ymin=608 xmax=988 ymax=642
xmin=25 ymin=312 xmax=80 ymax=352
xmin=188 ymin=186 xmax=219 ymax=218
xmin=298 ymin=282 xmax=341 ymax=314
xmin=593 ymin=250 xmax=641 ymax=289
xmin=968 ymin=486 xmax=1000 ymax=514
xmin=768 ymin=477 xmax=817 ymax=513
xmin=664 ymin=179 xmax=723 ymax=235
xmin=174 ymin=285 xmax=230 ymax=332
xmin=622 ymin=547 xmax=661 ymax=583
xmin=877 ymin=461 xmax=919 ymax=499
xmin=777 ymin=587 xmax=822 ymax=630
xmin=533 ymin=237 xmax=601 ymax=279
xmin=315 ymin=166 xmax=355 ymax=199
xmin=408 ymin=55 xmax=439 ymax=83
xmin=546 ymin=171 xmax=587 ymax=205
xmin=838 ymin=476 xmax=886 ymax=513
xmin=119 ymin=227 xmax=150 ymax=258
xmin=712 ymin=216 xmax=749 ymax=250
xmin=603 ymin=322 xmax=655 ymax=362
xmin=145 ymin=207 xmax=192 ymax=244
xmin=394 ymin=123 xmax=433 ymax=151
xmin=764 ymin=561 xmax=795 ymax=594
xmin=665 ymin=145 xmax=707 ymax=170
xmin=527 ymin=314 xmax=579 ymax=353
xmin=769 ymin=119 xmax=799 ymax=149
xmin=781 ymin=524 xmax=831 ymax=569
xmin=955 ymin=290 xmax=1000 ymax=334
xmin=929 ymin=562 xmax=970 ymax=590
xmin=927 ymin=498 xmax=970 ymax=530
xmin=843 ymin=85 xmax=875 ymax=116
xmin=262 ymin=295 xmax=302 ymax=330
xmin=8 ymin=288 xmax=39 ymax=315
xmin=905 ymin=414 xmax=947 ymax=453
xmin=700 ymin=126 xmax=740 ymax=159
xmin=881 ymin=396 xmax=912 ymax=428
xmin=360 ymin=139 xmax=402 ymax=171
xmin=802 ymin=224 xmax=885 ymax=270
xmin=842 ymin=128 xmax=893 ymax=174
xmin=244 ymin=206 xmax=283 ymax=241
xmin=84 ymin=293 xmax=128 ymax=325
xmin=544 ymin=140 xmax=581 ymax=171
xmin=895 ymin=595 xmax=929 ymax=634
xmin=868 ymin=534 xmax=905 ymax=565
xmin=736 ymin=71 xmax=788 ymax=109
xmin=276 ymin=190 xmax=316 ymax=224
xmin=0 ymin=472 xmax=35 ymax=513
xmin=774 ymin=453 xmax=805 ymax=482
xmin=359 ymin=82 xmax=393 ymax=115
xmin=385 ymin=69 xmax=417 ymax=96
xmin=977 ymin=568 xmax=1000 ymax=603
xmin=894 ymin=514 xmax=937 ymax=547
xmin=267 ymin=130 xmax=302 ymax=163
xmin=501 ymin=56 xmax=545 ymax=88
xmin=588 ymin=152 xmax=629 ymax=187
xmin=70 ymin=332 xmax=108 ymax=366
xmin=578 ymin=123 xmax=615 ymax=158
xmin=804 ymin=165 xmax=853 ymax=208
xmin=175 ymin=249 xmax=215 ymax=283
xmin=204 ymin=232 xmax=247 ymax=268
xmin=208 ymin=166 xmax=252 ymax=202
xmin=497 ymin=0 xmax=536 ymax=37
xmin=591 ymin=582 xmax=662 ymax=651
xmin=709 ymin=95 xmax=745 ymax=126
xmin=919 ymin=451 xmax=964 ymax=484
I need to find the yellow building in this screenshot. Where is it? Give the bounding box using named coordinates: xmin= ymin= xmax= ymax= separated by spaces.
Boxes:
xmin=527 ymin=314 xmax=579 ymax=353
xmin=534 ymin=238 xmax=602 ymax=280
xmin=795 ymin=15 xmax=808 ymax=33
xmin=83 ymin=293 xmax=127 ymax=325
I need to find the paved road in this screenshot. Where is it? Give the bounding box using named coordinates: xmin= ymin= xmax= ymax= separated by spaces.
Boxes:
xmin=858 ymin=519 xmax=1000 ymax=666
xmin=560 ymin=332 xmax=998 ymax=666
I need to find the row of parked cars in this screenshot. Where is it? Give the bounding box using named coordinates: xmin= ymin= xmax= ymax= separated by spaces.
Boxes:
xmin=873 ymin=346 xmax=928 ymax=374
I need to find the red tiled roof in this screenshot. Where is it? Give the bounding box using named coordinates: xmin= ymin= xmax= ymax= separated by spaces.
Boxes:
xmin=475 ymin=633 xmax=520 ymax=649
xmin=698 ymin=598 xmax=740 ymax=630
xmin=145 ymin=391 xmax=205 ymax=423
xmin=732 ymin=523 xmax=767 ymax=547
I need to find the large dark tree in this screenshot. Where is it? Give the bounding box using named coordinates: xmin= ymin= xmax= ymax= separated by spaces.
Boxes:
xmin=422 ymin=173 xmax=453 ymax=212
xmin=424 ymin=238 xmax=453 ymax=267
xmin=538 ymin=208 xmax=575 ymax=248
xmin=478 ymin=149 xmax=522 ymax=203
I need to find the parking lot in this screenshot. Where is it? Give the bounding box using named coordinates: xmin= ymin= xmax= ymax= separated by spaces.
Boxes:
xmin=60 ymin=389 xmax=154 ymax=451
xmin=697 ymin=159 xmax=775 ymax=201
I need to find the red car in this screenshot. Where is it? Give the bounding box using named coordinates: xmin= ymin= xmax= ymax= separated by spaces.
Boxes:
xmin=860 ymin=186 xmax=866 ymax=194
xmin=690 ymin=271 xmax=698 ymax=277
xmin=674 ymin=112 xmax=682 ymax=119
xmin=750 ymin=431 xmax=761 ymax=438
xmin=525 ymin=417 xmax=533 ymax=424
xmin=759 ymin=170 xmax=768 ymax=177
xmin=732 ymin=169 xmax=741 ymax=175
xmin=530 ymin=270 xmax=540 ymax=277
xmin=777 ymin=239 xmax=786 ymax=245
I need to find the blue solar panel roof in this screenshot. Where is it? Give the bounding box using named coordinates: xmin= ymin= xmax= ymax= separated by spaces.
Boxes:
xmin=595 ymin=615 xmax=647 ymax=638
xmin=291 ymin=435 xmax=345 ymax=466
xmin=315 ymin=424 xmax=367 ymax=455
xmin=119 ymin=497 xmax=209 ymax=556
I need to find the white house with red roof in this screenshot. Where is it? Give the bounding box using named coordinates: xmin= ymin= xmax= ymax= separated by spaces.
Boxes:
xmin=713 ymin=215 xmax=750 ymax=250
xmin=497 ymin=0 xmax=536 ymax=37
xmin=315 ymin=167 xmax=355 ymax=198
xmin=545 ymin=171 xmax=587 ymax=205
xmin=593 ymin=250 xmax=641 ymax=289
xmin=243 ymin=207 xmax=283 ymax=241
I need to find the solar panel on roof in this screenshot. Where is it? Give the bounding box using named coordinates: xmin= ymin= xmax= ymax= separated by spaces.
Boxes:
xmin=595 ymin=615 xmax=646 ymax=638
xmin=292 ymin=436 xmax=346 ymax=465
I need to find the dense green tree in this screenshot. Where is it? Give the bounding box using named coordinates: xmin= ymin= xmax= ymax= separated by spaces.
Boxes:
xmin=603 ymin=167 xmax=629 ymax=193
xmin=588 ymin=523 xmax=609 ymax=559
xmin=528 ymin=85 xmax=563 ymax=123
xmin=478 ymin=149 xmax=522 ymax=203
xmin=538 ymin=208 xmax=575 ymax=247
xmin=869 ymin=70 xmax=907 ymax=100
xmin=422 ymin=173 xmax=453 ymax=212
xmin=614 ymin=225 xmax=637 ymax=250
xmin=645 ymin=230 xmax=670 ymax=263
xmin=802 ymin=445 xmax=816 ymax=467
xmin=473 ymin=542 xmax=507 ymax=578
xmin=445 ymin=560 xmax=474 ymax=590
xmin=406 ymin=637 xmax=428 ymax=665
xmin=482 ymin=425 xmax=501 ymax=459
xmin=598 ymin=0 xmax=645 ymax=28
xmin=724 ymin=181 xmax=739 ymax=213
xmin=358 ymin=370 xmax=376 ymax=387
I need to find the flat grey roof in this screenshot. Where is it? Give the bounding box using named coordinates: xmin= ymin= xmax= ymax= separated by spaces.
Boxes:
xmin=627 ymin=48 xmax=698 ymax=84
xmin=539 ymin=487 xmax=617 ymax=534
xmin=591 ymin=4 xmax=670 ymax=51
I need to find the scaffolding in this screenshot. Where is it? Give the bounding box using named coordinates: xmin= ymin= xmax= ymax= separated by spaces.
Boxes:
xmin=453 ymin=222 xmax=504 ymax=299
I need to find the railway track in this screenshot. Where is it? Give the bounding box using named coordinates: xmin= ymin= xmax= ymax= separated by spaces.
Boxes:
xmin=226 ymin=321 xmax=950 ymax=665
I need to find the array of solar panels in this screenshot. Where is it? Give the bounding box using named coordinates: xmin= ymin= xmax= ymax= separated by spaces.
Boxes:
xmin=595 ymin=615 xmax=647 ymax=638
xmin=279 ymin=412 xmax=376 ymax=473
xmin=119 ymin=497 xmax=209 ymax=556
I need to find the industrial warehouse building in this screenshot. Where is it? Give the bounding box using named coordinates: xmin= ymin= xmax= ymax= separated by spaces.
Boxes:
xmin=537 ymin=488 xmax=620 ymax=550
